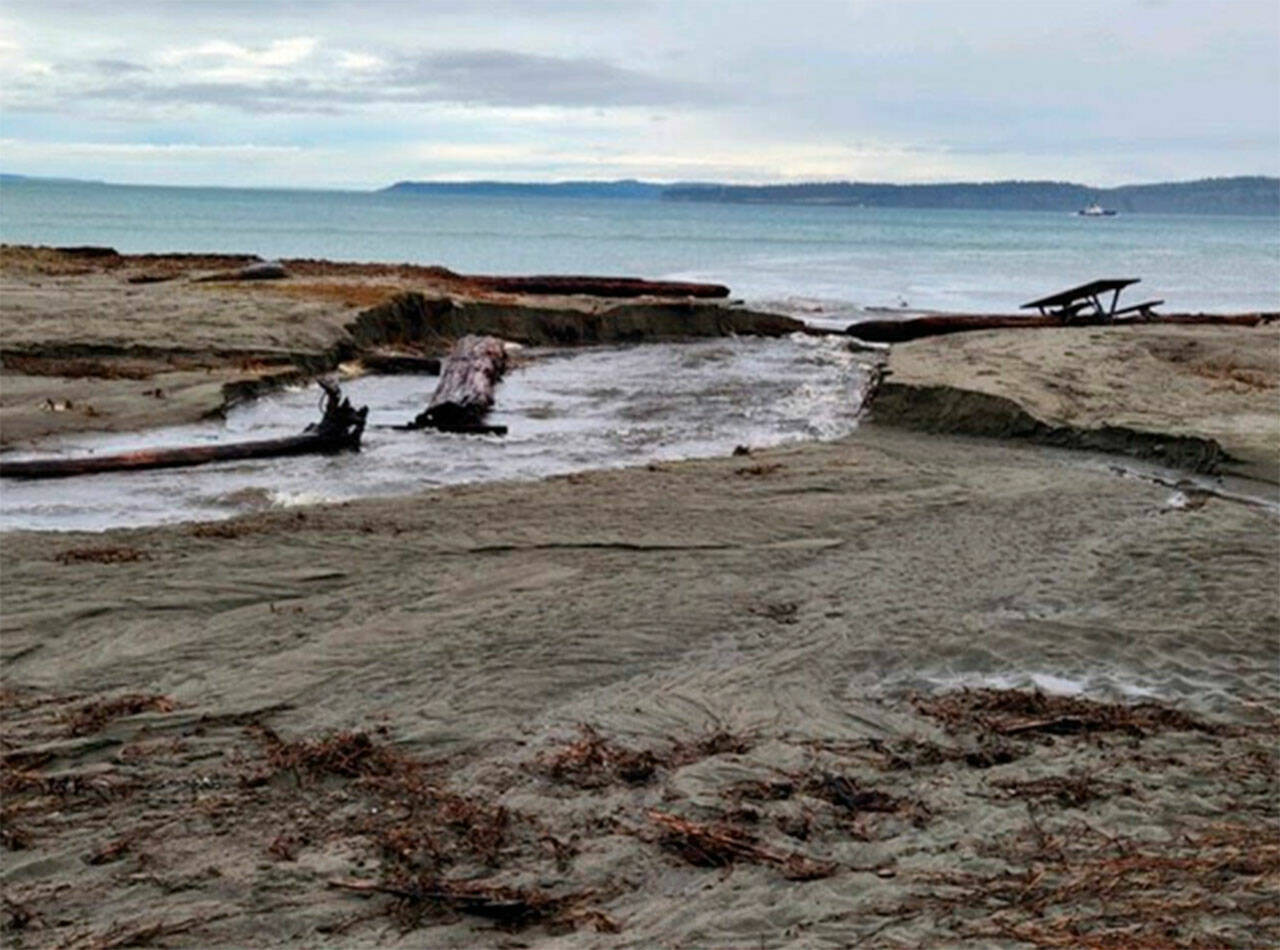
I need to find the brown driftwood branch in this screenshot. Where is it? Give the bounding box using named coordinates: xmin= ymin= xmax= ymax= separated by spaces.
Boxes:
xmin=847 ymin=312 xmax=1275 ymax=344
xmin=406 ymin=335 xmax=509 ymax=434
xmin=0 ymin=380 xmax=367 ymax=480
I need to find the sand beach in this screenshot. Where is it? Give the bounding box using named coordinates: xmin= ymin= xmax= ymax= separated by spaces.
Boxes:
xmin=1 ymin=247 xmax=1277 ymax=947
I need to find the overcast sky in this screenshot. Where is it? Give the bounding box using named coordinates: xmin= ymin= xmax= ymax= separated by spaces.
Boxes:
xmin=1 ymin=0 xmax=1276 ymax=188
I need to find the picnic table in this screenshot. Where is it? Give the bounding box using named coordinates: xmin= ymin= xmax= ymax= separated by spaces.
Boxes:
xmin=1021 ymin=278 xmax=1162 ymax=322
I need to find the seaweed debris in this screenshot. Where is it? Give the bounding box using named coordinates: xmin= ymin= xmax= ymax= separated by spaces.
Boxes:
xmin=54 ymin=546 xmax=150 ymax=565
xmin=644 ymin=809 xmax=837 ymax=881
xmin=64 ymin=694 xmax=176 ymax=737
xmin=990 ymin=772 xmax=1134 ymax=808
xmin=921 ymin=820 xmax=1280 ymax=948
xmin=913 ymin=688 xmax=1227 ymax=739
xmin=536 ymin=724 xmax=751 ymax=789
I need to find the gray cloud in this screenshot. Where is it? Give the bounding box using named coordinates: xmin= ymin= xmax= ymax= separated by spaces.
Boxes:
xmin=83 ymin=80 xmax=345 ymax=115
xmin=90 ymin=59 xmax=150 ymax=74
xmin=18 ymin=48 xmax=710 ymax=116
xmin=388 ymin=50 xmax=706 ymax=108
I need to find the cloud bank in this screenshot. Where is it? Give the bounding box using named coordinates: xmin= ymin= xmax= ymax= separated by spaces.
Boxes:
xmin=0 ymin=0 xmax=1275 ymax=187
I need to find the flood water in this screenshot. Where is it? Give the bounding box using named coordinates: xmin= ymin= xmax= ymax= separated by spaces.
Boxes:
xmin=0 ymin=335 xmax=877 ymax=532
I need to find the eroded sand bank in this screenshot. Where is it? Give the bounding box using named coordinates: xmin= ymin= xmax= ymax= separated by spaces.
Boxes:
xmin=876 ymin=323 xmax=1280 ymax=482
xmin=0 ymin=247 xmax=799 ymax=447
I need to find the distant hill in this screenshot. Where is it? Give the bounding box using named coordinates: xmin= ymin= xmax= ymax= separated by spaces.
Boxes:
xmin=383 ymin=179 xmax=666 ymax=200
xmin=12 ymin=172 xmax=1275 ymax=214
xmin=0 ymin=172 xmax=106 ymax=185
xmin=661 ymin=176 xmax=1280 ymax=216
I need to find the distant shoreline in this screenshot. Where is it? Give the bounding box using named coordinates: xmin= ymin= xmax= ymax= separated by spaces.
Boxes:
xmin=384 ymin=175 xmax=1280 ymax=216
xmin=5 ymin=172 xmax=1278 ymax=215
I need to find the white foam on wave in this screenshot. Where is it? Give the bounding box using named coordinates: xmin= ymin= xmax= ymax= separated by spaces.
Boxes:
xmin=269 ymin=489 xmax=343 ymax=509
xmin=916 ymin=669 xmax=1163 ymax=700
xmin=850 ymin=667 xmax=1172 ymax=707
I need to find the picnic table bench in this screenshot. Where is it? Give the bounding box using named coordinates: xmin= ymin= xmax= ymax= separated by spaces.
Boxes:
xmin=1021 ymin=278 xmax=1163 ymax=322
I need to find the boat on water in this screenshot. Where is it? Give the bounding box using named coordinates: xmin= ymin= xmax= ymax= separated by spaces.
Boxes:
xmin=1077 ymin=202 xmax=1117 ymax=217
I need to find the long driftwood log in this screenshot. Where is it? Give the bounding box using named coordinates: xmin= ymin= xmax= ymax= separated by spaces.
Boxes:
xmin=0 ymin=380 xmax=367 ymax=480
xmin=846 ymin=312 xmax=1275 ymax=345
xmin=466 ymin=275 xmax=729 ymax=299
xmin=408 ymin=335 xmax=509 ymax=434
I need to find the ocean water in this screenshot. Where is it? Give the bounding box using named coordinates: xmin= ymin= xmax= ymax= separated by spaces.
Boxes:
xmin=2 ymin=178 xmax=1277 ymax=316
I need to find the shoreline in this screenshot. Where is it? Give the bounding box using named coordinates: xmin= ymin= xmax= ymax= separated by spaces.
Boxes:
xmin=2 ymin=245 xmax=1276 ymax=485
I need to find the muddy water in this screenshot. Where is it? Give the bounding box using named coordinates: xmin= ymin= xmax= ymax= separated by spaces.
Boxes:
xmin=0 ymin=334 xmax=877 ymax=532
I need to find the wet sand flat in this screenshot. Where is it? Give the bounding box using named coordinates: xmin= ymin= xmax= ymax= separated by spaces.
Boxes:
xmin=2 ymin=426 xmax=1276 ymax=947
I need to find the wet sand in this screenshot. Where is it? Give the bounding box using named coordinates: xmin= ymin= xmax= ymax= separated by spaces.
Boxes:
xmin=2 ymin=248 xmax=1278 ymax=947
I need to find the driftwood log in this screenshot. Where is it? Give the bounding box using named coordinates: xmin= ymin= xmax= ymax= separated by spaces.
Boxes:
xmin=467 ymin=275 xmax=729 ymax=298
xmin=846 ymin=312 xmax=1275 ymax=345
xmin=0 ymin=380 xmax=367 ymax=480
xmin=407 ymin=335 xmax=509 ymax=434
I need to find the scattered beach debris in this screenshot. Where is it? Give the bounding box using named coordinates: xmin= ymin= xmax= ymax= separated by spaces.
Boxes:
xmin=535 ymin=725 xmax=752 ymax=789
xmin=63 ymin=693 xmax=177 ymax=737
xmin=53 ymin=545 xmax=150 ymax=565
xmin=248 ymin=726 xmax=408 ymax=784
xmin=988 ymin=771 xmax=1133 ymax=808
xmin=2 ymin=895 xmax=42 ymax=932
xmin=405 ymin=335 xmax=509 ymax=435
xmin=84 ymin=836 xmax=134 ymax=866
xmin=328 ymin=877 xmax=611 ymax=932
xmin=65 ymin=916 xmax=214 ymax=950
xmin=642 ymin=809 xmax=838 ymax=880
xmin=747 ymin=601 xmax=799 ymax=624
xmin=192 ymin=259 xmax=288 ymax=282
xmin=1 ymin=685 xmax=1273 ymax=946
xmin=188 ymin=518 xmax=272 ymax=540
xmin=735 ymin=462 xmax=783 ymax=477
xmin=537 ymin=724 xmax=658 ymax=788
xmin=808 ymin=773 xmax=921 ymax=820
xmin=234 ymin=724 xmax=620 ymax=934
xmin=0 ymin=379 xmax=367 ymax=480
xmin=125 ymin=271 xmax=179 ymax=285
xmin=1165 ymin=487 xmax=1211 ymax=510
xmin=915 ymin=819 xmax=1280 ymax=947
xmin=912 ymin=687 xmax=1228 ymax=739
